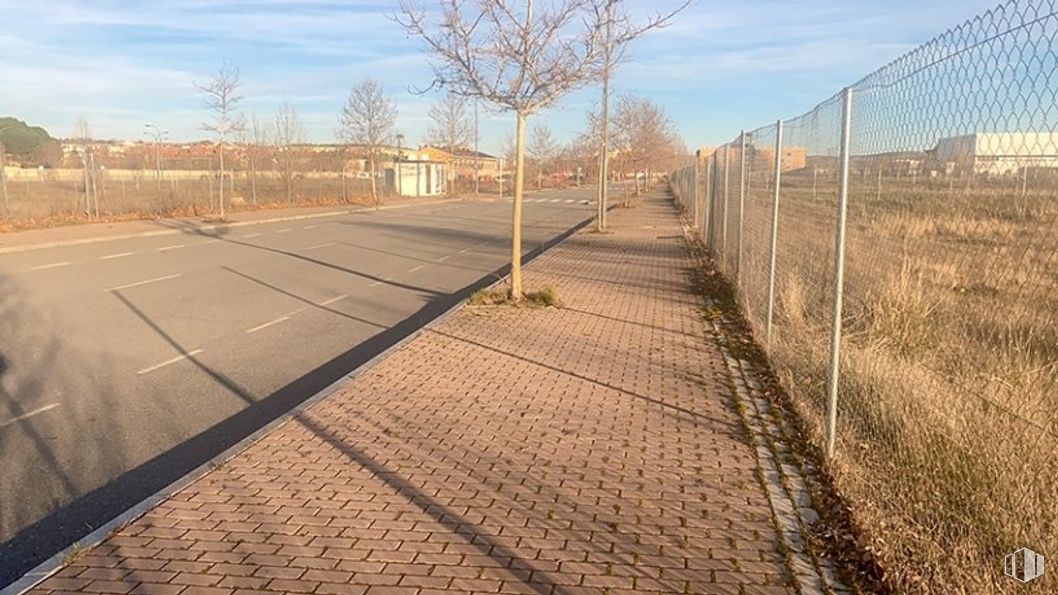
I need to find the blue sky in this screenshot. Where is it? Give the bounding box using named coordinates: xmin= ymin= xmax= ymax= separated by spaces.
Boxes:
xmin=0 ymin=0 xmax=1001 ymax=154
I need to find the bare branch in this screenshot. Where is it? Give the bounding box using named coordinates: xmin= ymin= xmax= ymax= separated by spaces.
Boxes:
xmin=427 ymin=93 xmax=474 ymax=149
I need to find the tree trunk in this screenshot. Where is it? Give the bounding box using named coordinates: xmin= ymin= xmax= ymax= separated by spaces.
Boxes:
xmin=83 ymin=149 xmax=92 ymax=219
xmin=219 ymin=142 xmax=226 ymax=218
xmin=250 ymin=159 xmax=257 ymax=204
xmin=370 ymin=156 xmax=378 ymax=208
xmin=286 ymin=158 xmax=293 ymax=203
xmin=510 ymin=110 xmax=528 ymax=301
xmin=596 ymin=0 xmax=612 ymax=231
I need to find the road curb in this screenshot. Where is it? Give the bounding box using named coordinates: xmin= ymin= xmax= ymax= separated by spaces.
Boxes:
xmin=2 ymin=202 xmax=602 ymax=595
xmin=0 ymin=198 xmax=462 ymax=255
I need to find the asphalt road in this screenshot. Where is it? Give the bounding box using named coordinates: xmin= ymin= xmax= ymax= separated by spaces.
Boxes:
xmin=0 ymin=189 xmax=597 ymax=586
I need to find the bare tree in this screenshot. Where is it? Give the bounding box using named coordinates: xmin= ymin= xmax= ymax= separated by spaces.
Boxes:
xmin=338 ymin=79 xmax=398 ymax=207
xmin=274 ymin=102 xmax=305 ymax=203
xmin=74 ymin=117 xmax=92 ymax=144
xmin=398 ymin=1 xmax=607 ymax=300
xmin=197 ymin=62 xmax=245 ymax=218
xmin=427 ymin=93 xmax=473 ymax=149
xmin=593 ymin=0 xmax=690 ymax=230
xmin=238 ymin=113 xmax=271 ymax=205
xmin=612 ymin=94 xmax=678 ymax=196
xmin=73 ymin=117 xmax=99 ymax=219
xmin=529 ymin=124 xmax=558 ymax=189
xmin=398 ymin=0 xmax=686 ymax=300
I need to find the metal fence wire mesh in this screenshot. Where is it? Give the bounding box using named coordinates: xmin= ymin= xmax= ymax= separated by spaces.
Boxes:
xmin=671 ymin=1 xmax=1058 ymax=592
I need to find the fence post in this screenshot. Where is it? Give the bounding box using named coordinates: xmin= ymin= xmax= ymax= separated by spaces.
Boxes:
xmin=703 ymin=153 xmax=712 ymax=239
xmin=721 ymin=145 xmax=729 ymax=260
xmin=693 ymin=157 xmax=700 ymax=227
xmin=826 ymin=86 xmax=854 ymax=459
xmin=737 ymin=130 xmax=747 ymax=285
xmin=766 ymin=120 xmax=783 ymax=345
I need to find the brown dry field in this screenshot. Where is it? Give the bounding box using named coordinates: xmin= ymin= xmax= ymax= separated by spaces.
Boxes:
xmin=680 ymin=160 xmax=1057 ymax=594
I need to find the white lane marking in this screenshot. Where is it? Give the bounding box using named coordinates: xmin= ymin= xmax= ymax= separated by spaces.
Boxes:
xmin=108 ymin=273 xmax=183 ymax=292
xmin=305 ymin=242 xmax=337 ymax=251
xmin=157 ymin=244 xmax=186 ymax=252
xmin=137 ymin=349 xmax=204 ymax=375
xmin=101 ymin=252 xmax=134 ymax=260
xmin=203 ymin=239 xmax=222 ymax=244
xmin=458 ymin=248 xmax=470 ymax=254
xmin=369 ymin=277 xmax=392 ymax=287
xmin=276 ymin=228 xmax=293 ymax=234
xmin=304 ymin=225 xmax=317 ymax=230
xmin=29 ymin=261 xmax=71 ymax=271
xmin=246 ymin=315 xmax=291 ymax=334
xmin=437 ymin=255 xmax=450 ymax=262
xmin=407 ymin=264 xmax=424 ymax=273
xmin=564 ymin=199 xmax=574 ymax=203
xmin=245 ymin=233 xmax=262 ymax=238
xmin=0 ymin=403 xmax=61 ymax=429
xmin=319 ymin=293 xmax=350 ymax=306
xmin=549 ymin=199 xmax=561 ymax=203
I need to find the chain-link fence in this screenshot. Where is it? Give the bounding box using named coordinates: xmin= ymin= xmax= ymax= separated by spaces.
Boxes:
xmin=672 ymin=2 xmax=1058 ymax=592
xmin=0 ymin=151 xmax=409 ymax=227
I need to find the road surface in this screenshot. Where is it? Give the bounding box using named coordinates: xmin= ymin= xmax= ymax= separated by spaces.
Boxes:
xmin=0 ymin=189 xmax=597 ymax=586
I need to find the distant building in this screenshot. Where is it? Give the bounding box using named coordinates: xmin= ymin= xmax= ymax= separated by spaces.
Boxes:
xmin=387 ymin=149 xmax=448 ymax=197
xmin=934 ymin=132 xmax=1058 ymax=175
xmin=754 ymin=146 xmax=808 ymax=172
xmin=420 ymin=145 xmax=500 ymax=181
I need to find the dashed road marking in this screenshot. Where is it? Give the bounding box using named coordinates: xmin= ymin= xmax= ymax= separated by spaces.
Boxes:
xmin=0 ymin=403 xmax=61 ymax=429
xmin=108 ymin=273 xmax=183 ymax=292
xmin=246 ymin=315 xmax=292 ymax=334
xmin=29 ymin=261 xmax=71 ymax=271
xmin=101 ymin=252 xmax=135 ymax=260
xmin=157 ymin=244 xmax=186 ymax=252
xmin=305 ymin=242 xmax=337 ymax=251
xmin=407 ymin=264 xmax=424 ymax=273
xmin=319 ymin=294 xmax=350 ymax=306
xmin=137 ymin=349 xmax=204 ymax=375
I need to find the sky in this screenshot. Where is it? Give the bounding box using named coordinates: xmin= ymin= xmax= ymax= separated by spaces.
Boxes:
xmin=0 ymin=0 xmax=1003 ymax=154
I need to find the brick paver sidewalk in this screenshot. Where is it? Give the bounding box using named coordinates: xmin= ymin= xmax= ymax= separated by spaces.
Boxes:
xmin=24 ymin=192 xmax=833 ymax=594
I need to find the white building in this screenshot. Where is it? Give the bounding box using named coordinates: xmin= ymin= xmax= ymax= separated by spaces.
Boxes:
xmin=388 ymin=151 xmax=448 ymax=197
xmin=934 ymin=132 xmax=1058 ymax=175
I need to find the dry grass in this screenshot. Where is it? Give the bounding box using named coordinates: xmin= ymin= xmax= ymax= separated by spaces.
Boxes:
xmin=0 ymin=174 xmax=385 ymax=233
xmin=469 ymin=286 xmax=560 ymax=308
xmin=717 ymin=169 xmax=1058 ymax=593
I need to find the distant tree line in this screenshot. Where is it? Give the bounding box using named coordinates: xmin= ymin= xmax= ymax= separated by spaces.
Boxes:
xmin=0 ymin=117 xmax=63 ymax=167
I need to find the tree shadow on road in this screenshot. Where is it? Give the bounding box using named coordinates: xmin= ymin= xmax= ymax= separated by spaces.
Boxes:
xmin=0 ymin=274 xmax=131 ymax=588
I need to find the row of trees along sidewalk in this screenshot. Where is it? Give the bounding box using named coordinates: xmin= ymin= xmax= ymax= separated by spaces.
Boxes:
xmin=397 ymin=0 xmax=689 ymax=300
